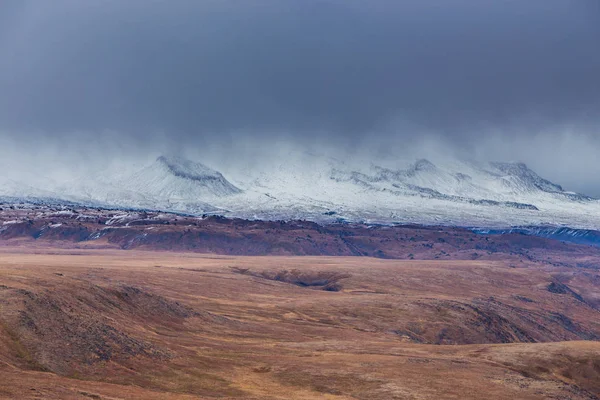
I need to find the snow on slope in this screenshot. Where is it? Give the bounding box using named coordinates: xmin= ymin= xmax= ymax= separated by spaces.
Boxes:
xmin=216 ymin=152 xmax=600 ymax=228
xmin=0 ymin=166 xmax=60 ymax=199
xmin=50 ymin=156 xmax=237 ymax=214
xmin=120 ymin=156 xmax=241 ymax=200
xmin=1 ymin=152 xmax=600 ymax=228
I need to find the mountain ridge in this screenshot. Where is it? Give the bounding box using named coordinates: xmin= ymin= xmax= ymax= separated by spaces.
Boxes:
xmin=1 ymin=153 xmax=599 ymax=229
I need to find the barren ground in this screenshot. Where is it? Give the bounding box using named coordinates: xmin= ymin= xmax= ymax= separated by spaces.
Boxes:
xmin=1 ymin=246 xmax=599 ymax=399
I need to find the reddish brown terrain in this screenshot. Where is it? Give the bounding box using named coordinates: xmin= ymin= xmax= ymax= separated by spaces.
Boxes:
xmin=2 ymin=204 xmax=600 ymax=264
xmin=1 ymin=204 xmax=600 ymax=399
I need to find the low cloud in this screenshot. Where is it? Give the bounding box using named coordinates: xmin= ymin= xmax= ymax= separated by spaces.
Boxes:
xmin=0 ymin=0 xmax=599 ymax=194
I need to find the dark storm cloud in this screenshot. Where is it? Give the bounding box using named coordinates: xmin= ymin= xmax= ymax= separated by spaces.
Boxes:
xmin=0 ymin=0 xmax=599 ymax=140
xmin=1 ymin=0 xmax=600 ymax=194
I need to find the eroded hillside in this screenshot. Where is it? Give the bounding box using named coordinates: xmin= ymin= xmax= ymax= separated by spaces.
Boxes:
xmin=1 ymin=249 xmax=599 ymax=399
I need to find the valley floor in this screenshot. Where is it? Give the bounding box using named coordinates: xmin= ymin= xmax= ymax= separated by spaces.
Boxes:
xmin=1 ymin=247 xmax=599 ymax=399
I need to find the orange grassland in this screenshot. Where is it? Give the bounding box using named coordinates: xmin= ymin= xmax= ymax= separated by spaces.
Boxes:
xmin=1 ymin=247 xmax=599 ymax=399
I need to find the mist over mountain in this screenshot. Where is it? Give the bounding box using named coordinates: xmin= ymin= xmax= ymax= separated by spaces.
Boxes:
xmin=1 ymin=151 xmax=599 ymax=229
xmin=1 ymin=1 xmax=599 ymax=202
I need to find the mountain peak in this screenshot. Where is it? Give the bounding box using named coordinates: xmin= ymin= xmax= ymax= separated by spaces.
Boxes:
xmin=156 ymin=155 xmax=222 ymax=182
xmin=413 ymin=159 xmax=436 ymax=171
xmin=491 ymin=161 xmax=529 ymax=172
xmin=490 ymin=161 xmax=563 ymax=193
xmin=402 ymin=159 xmax=437 ymax=177
xmin=118 ymin=155 xmax=243 ymax=199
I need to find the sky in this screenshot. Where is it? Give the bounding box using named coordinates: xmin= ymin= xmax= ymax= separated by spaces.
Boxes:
xmin=0 ymin=0 xmax=599 ymax=194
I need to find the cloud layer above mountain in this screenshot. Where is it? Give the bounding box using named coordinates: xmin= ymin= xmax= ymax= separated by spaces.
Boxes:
xmin=0 ymin=1 xmax=599 ymax=194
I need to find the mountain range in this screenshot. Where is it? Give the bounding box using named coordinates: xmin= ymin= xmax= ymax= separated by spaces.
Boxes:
xmin=1 ymin=153 xmax=600 ymax=229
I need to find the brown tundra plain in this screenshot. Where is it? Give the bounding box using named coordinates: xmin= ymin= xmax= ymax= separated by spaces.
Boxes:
xmin=1 ymin=209 xmax=600 ymax=399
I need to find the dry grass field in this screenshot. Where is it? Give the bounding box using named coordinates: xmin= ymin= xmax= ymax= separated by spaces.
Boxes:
xmin=1 ymin=246 xmax=600 ymax=399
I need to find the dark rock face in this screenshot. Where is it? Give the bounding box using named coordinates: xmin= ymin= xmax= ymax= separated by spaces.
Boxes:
xmin=547 ymin=282 xmax=585 ymax=303
xmin=156 ymin=156 xmax=241 ymax=194
xmin=490 ymin=161 xmax=564 ymax=193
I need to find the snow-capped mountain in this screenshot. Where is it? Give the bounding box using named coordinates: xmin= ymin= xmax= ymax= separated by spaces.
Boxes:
xmin=118 ymin=155 xmax=241 ymax=200
xmin=51 ymin=155 xmax=238 ymax=214
xmin=2 ymin=153 xmax=600 ymax=229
